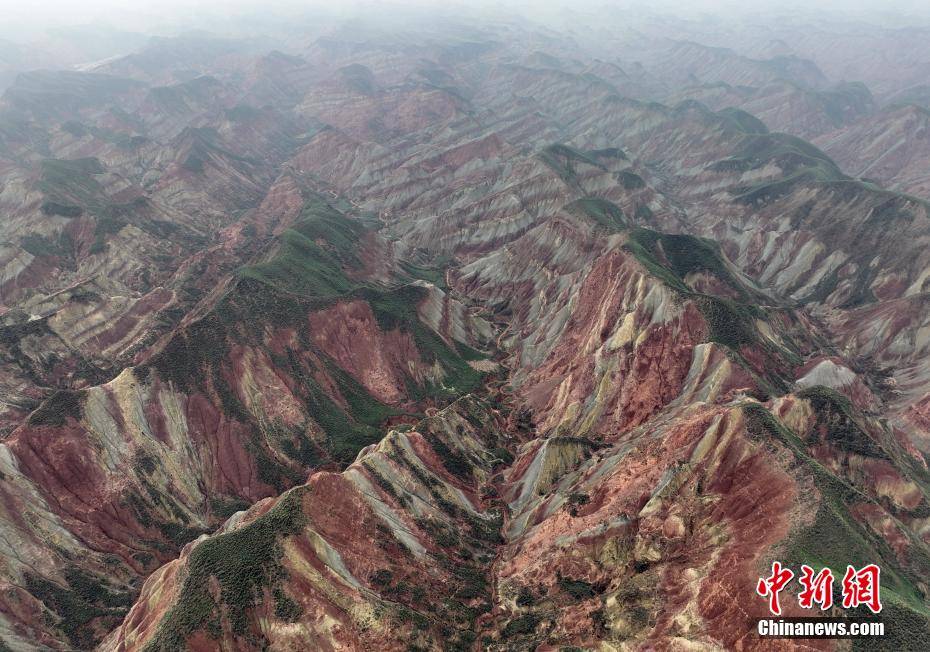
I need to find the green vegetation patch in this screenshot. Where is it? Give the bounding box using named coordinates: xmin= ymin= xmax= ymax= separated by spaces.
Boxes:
xmin=502 ymin=613 xmax=542 ymax=638
xmin=852 ymin=601 xmax=930 ymax=651
xmin=717 ymin=107 xmax=769 ymax=135
xmin=298 ymin=376 xmax=383 ymax=467
xmin=657 ymin=233 xmax=732 ymax=281
xmin=566 ymin=492 xmax=590 ymax=517
xmin=38 ymin=157 xmax=107 ymax=211
xmin=90 ymin=214 xmax=128 ymax=254
xmin=152 ymin=287 xmax=399 ymax=472
xmin=265 ymin=343 xmax=402 ymax=469
xmin=697 ymin=296 xmax=761 ymax=350
xmin=20 ymin=232 xmax=75 ymax=259
xmin=539 ymin=143 xmax=606 ymax=184
xmin=516 ymin=586 xmax=537 ymax=607
xmin=624 ymin=227 xmax=784 ymax=355
xmin=41 ymin=201 xmax=83 ymax=217
xmin=61 ymin=120 xmax=88 ymax=137
xmin=796 ymin=386 xmax=889 ymax=459
xmin=181 ymin=154 xmax=205 ymax=173
xmin=41 ymin=157 xmax=105 ymax=177
xmin=225 ymin=104 xmax=262 ymax=122
xmin=399 ymin=258 xmax=449 ymax=288
xmin=28 ymin=389 xmax=85 ymax=427
xmin=142 ymin=489 xmax=307 ymax=651
xmin=209 ymin=496 xmax=252 ymax=520
xmin=491 ymin=446 xmax=515 ymax=467
xmin=25 ymin=566 xmax=130 ymax=649
xmin=238 ymin=199 xmax=366 ymax=299
xmin=175 ymin=127 xmax=260 ymax=176
xmin=338 ymin=64 xmax=377 ymax=95
xmin=427 ymin=433 xmax=473 ymax=481
xmin=722 ymin=133 xmax=848 ymax=205
xmin=150 ymin=312 xmax=231 ymax=397
xmin=624 ymin=227 xmax=746 ymax=297
xmin=272 ymin=587 xmax=302 ymax=622
xmin=324 ymin=357 xmax=404 ymax=427
xmin=616 ymin=170 xmax=645 ymax=190
xmin=743 ymin=404 xmax=930 ymax=614
xmin=635 ymin=204 xmax=654 ymax=222
xmin=558 ymin=577 xmax=596 ymax=600
xmin=587 ymin=147 xmax=628 ymax=160
xmin=623 ymin=228 xmax=690 ymax=293
xmin=734 ymin=168 xmax=840 ymax=206
xmin=623 ymin=226 xmax=805 ymax=395
xmin=566 ymin=197 xmax=626 ymax=231
xmin=818 ymin=82 xmax=873 ymax=128
xmin=736 ymin=133 xmax=840 ymax=173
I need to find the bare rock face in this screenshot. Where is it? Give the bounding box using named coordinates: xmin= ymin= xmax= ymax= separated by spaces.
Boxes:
xmin=3 ymin=17 xmax=930 ymax=652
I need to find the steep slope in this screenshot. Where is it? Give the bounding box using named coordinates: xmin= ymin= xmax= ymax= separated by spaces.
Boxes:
xmin=669 ymin=80 xmax=875 ymax=140
xmin=814 ymin=105 xmax=930 ymax=199
xmin=103 ymin=219 xmax=930 ymax=651
xmin=0 ymin=195 xmax=493 ymax=649
xmin=102 ymin=394 xmax=508 ymax=651
xmin=0 ymin=69 xmax=310 ymax=438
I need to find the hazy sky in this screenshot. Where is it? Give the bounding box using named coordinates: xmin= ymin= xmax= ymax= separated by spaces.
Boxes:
xmin=3 ymin=0 xmax=930 ymax=40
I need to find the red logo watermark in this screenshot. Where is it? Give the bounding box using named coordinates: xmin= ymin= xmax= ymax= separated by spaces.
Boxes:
xmin=841 ymin=564 xmax=882 ymax=614
xmin=799 ymin=564 xmax=834 ymax=610
xmin=756 ymin=561 xmax=794 ymax=615
xmin=757 ymin=562 xmax=882 ymax=615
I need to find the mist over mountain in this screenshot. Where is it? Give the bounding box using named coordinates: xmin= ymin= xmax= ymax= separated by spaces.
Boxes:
xmin=2 ymin=2 xmax=930 ymax=650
